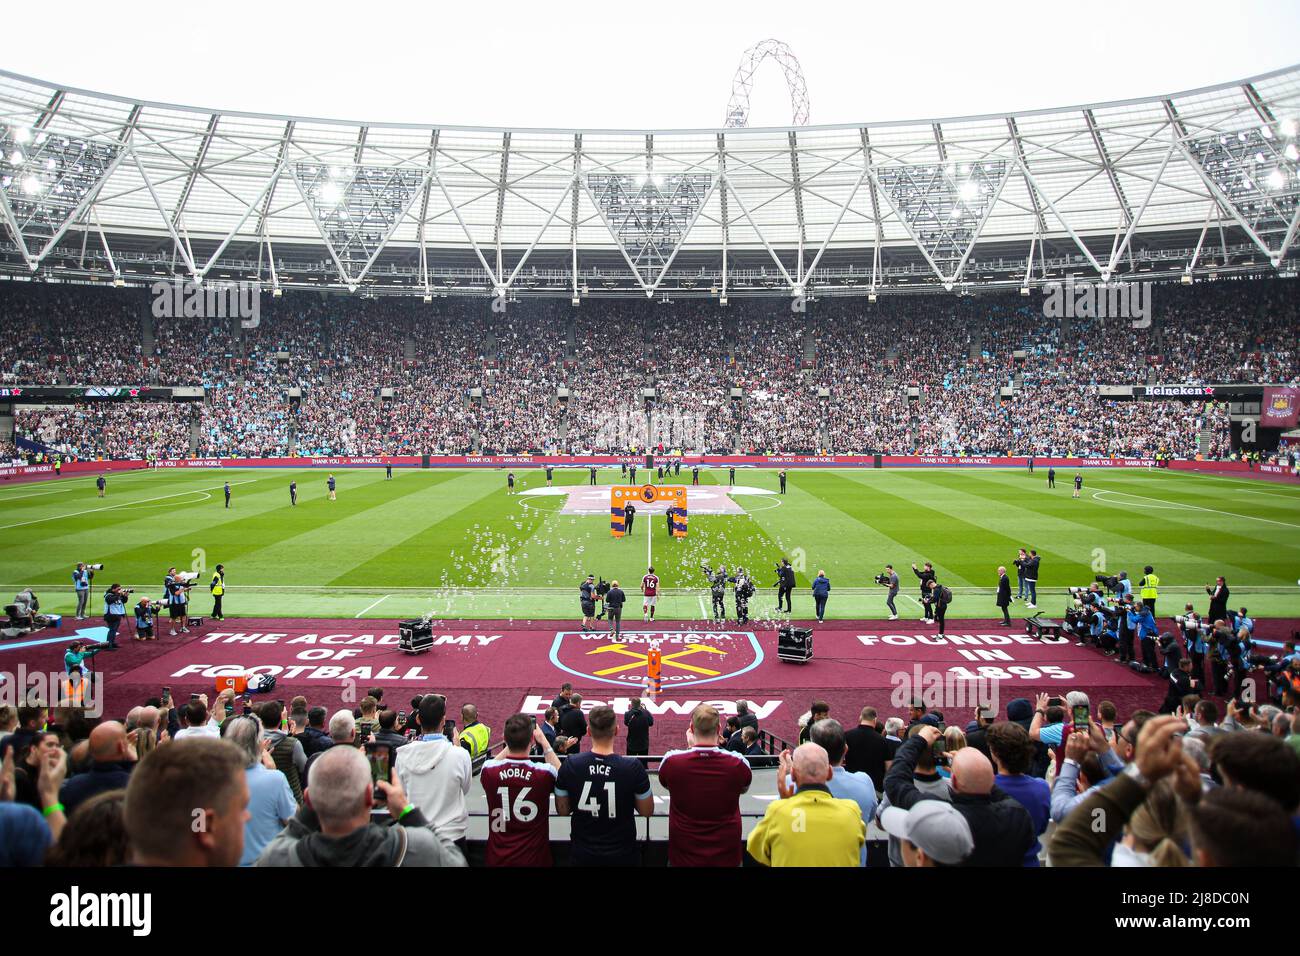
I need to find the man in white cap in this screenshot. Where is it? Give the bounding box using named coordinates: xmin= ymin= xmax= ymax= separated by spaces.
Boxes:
xmin=879 ymin=800 xmax=974 ymax=867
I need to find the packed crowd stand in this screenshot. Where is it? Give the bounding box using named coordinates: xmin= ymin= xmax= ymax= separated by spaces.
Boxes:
xmin=2 ymin=278 xmax=1294 ymax=461
xmin=1 ymin=662 xmax=1297 ymax=867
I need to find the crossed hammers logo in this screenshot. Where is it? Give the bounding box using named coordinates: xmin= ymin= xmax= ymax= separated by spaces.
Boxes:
xmin=586 ymin=642 xmax=727 ymax=677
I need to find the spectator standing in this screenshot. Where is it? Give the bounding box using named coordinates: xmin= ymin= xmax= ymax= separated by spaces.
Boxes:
xmin=623 ymin=697 xmax=654 ymax=757
xmin=746 ymin=743 xmax=865 ymax=867
xmin=480 ymin=714 xmax=561 ymax=867
xmin=555 ymin=706 xmax=654 ymax=866
xmin=394 ymin=694 xmax=472 ymax=850
xmin=657 ymin=704 xmax=753 ymax=867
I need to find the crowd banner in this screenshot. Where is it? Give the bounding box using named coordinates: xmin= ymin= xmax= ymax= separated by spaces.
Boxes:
xmin=1261 ymin=386 xmax=1299 ymax=429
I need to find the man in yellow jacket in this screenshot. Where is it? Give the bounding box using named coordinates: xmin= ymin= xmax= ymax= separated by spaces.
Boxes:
xmin=1139 ymin=565 xmax=1160 ymax=617
xmin=746 ymin=743 xmax=865 ymax=867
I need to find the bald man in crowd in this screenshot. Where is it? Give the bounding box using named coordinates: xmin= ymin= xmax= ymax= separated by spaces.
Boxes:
xmin=884 ymin=722 xmax=1035 ymax=866
xmin=59 ymin=720 xmax=137 ymax=815
xmin=746 ymin=742 xmax=866 ymax=867
xmin=257 ymin=745 xmax=466 ymax=867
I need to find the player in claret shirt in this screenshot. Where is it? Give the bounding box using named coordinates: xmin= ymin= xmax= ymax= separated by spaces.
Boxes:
xmin=555 ymin=706 xmax=653 ymax=867
xmin=480 ymin=714 xmax=561 ymax=867
xmin=641 ymin=566 xmax=659 ymax=623
xmin=657 ymin=704 xmax=753 ymax=867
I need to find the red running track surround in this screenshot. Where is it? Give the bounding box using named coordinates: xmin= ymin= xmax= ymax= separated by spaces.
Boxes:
xmin=11 ymin=616 xmax=1284 ymax=751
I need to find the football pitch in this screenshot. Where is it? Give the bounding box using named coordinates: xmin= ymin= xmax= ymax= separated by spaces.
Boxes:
xmin=2 ymin=466 xmax=1298 ymax=622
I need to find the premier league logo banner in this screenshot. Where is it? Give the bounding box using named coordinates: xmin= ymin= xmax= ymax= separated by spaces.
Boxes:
xmin=1262 ymin=386 xmax=1299 ymax=428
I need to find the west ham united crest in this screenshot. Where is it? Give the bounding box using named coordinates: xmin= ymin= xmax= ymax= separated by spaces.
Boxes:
xmin=549 ymin=630 xmax=763 ymax=687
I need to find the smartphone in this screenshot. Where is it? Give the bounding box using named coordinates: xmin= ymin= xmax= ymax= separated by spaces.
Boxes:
xmin=190 ymin=693 xmax=201 ymax=703
xmin=398 ymin=710 xmax=407 ymax=724
xmin=364 ymin=743 xmax=393 ymax=802
xmin=225 ymin=702 xmax=234 ymax=718
xmin=931 ymin=737 xmax=946 ymax=758
xmin=442 ymin=719 xmax=456 ymax=738
xmin=1072 ymin=704 xmax=1089 ymax=733
xmin=161 ymin=686 xmax=171 ymax=702
xmin=1046 ymin=697 xmax=1065 ymax=708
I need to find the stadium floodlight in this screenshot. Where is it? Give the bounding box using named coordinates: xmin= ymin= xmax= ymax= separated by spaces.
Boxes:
xmin=874 ymin=160 xmax=1008 ymax=285
xmin=292 ymin=161 xmax=426 ymax=285
xmin=587 ymin=172 xmax=712 ymax=287
xmin=1185 ymin=125 xmax=1299 ymax=258
xmin=0 ymin=125 xmax=125 ymax=266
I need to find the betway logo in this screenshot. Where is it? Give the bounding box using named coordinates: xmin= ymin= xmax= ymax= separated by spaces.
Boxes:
xmin=521 ymin=694 xmax=781 ymax=719
xmin=50 ymin=886 xmax=151 ymax=936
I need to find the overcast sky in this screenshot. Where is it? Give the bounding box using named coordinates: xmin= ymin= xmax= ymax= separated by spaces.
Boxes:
xmin=5 ymin=0 xmax=1297 ymax=129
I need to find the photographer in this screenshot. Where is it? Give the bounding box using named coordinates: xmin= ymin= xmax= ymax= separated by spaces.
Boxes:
xmin=732 ymin=567 xmax=756 ymax=624
xmin=775 ymin=558 xmax=795 ymax=613
xmin=1177 ymin=605 xmax=1208 ymax=688
xmin=1205 ymin=576 xmax=1229 ymax=623
xmin=579 ymin=574 xmax=598 ymax=632
xmin=1127 ymin=600 xmax=1159 ymax=671
xmin=72 ymin=563 xmax=94 ymax=621
xmin=926 ymin=579 xmax=952 ymax=636
xmin=11 ymin=587 xmax=40 ymax=630
xmin=911 ymin=562 xmax=936 ymax=624
xmin=102 ymin=583 xmax=130 ymax=650
xmin=163 ymin=567 xmax=191 ymax=637
xmin=134 ymin=596 xmax=156 ymax=641
xmin=64 ymin=639 xmax=103 ymax=674
xmin=703 ymin=564 xmax=728 ymax=622
xmin=1113 ymin=594 xmax=1136 ymax=664
xmin=878 ymin=565 xmax=901 ymax=621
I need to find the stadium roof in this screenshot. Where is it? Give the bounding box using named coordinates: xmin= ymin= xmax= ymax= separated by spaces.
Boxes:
xmin=1 ymin=64 xmax=1298 ymax=298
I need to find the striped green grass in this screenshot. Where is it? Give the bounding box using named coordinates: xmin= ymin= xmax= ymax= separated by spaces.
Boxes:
xmin=1 ymin=466 xmax=1296 ymax=620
